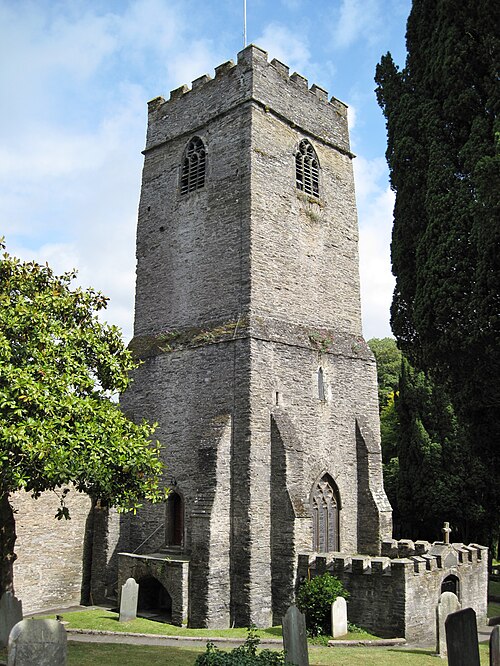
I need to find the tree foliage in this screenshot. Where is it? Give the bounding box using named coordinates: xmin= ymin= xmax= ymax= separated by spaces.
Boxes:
xmin=375 ymin=0 xmax=500 ymax=547
xmin=0 ymin=242 xmax=165 ymax=594
xmin=367 ymin=338 xmax=401 ymax=411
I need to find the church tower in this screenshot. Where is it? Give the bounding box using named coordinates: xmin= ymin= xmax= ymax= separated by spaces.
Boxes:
xmin=120 ymin=45 xmax=392 ymax=628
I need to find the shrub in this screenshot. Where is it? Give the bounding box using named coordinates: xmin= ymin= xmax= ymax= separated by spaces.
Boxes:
xmin=194 ymin=628 xmax=288 ymax=665
xmin=296 ymin=573 xmax=349 ymax=637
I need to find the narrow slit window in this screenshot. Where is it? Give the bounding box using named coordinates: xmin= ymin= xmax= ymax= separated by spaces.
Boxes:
xmin=181 ymin=137 xmax=206 ymax=195
xmin=295 ymin=140 xmax=319 ymax=197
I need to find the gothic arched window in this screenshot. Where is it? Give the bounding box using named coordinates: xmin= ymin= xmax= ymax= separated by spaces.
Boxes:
xmin=295 ymin=139 xmax=319 ymax=197
xmin=181 ymin=136 xmax=206 ymax=195
xmin=311 ymin=474 xmax=340 ymax=552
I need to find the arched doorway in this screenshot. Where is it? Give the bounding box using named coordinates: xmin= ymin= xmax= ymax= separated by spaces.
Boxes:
xmin=166 ymin=491 xmax=184 ymax=548
xmin=137 ymin=576 xmax=172 ymax=620
xmin=311 ymin=474 xmax=341 ymax=552
xmin=441 ymin=574 xmax=460 ymax=599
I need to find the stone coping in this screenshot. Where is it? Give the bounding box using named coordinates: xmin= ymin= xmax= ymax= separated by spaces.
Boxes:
xmin=327 ymin=638 xmax=406 ymax=648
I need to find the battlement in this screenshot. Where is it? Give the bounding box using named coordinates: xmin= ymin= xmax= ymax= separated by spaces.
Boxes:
xmin=149 ymin=44 xmax=346 ymax=114
xmin=298 ymin=541 xmax=487 ymax=579
xmin=144 ymin=44 xmax=350 ymax=155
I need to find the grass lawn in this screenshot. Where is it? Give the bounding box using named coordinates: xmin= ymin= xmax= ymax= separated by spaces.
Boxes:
xmin=41 ymin=608 xmax=378 ymax=641
xmin=489 ymin=579 xmax=500 ymax=597
xmin=488 ymin=601 xmax=500 ymax=617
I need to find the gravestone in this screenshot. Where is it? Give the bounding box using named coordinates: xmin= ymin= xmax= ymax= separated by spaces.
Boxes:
xmin=491 ymin=625 xmax=500 ymax=666
xmin=445 ymin=607 xmax=480 ymax=666
xmin=0 ymin=593 xmax=23 ymax=648
xmin=282 ymin=605 xmax=309 ymax=666
xmin=119 ymin=577 xmax=139 ymax=622
xmin=331 ymin=596 xmax=348 ymax=638
xmin=436 ymin=590 xmax=461 ymax=657
xmin=7 ymin=619 xmax=67 ymax=666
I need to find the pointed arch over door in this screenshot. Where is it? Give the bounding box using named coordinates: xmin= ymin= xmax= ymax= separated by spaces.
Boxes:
xmin=311 ymin=474 xmax=340 ymax=552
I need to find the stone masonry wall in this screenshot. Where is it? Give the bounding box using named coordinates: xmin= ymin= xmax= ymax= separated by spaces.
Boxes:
xmin=12 ymin=489 xmax=91 ymax=613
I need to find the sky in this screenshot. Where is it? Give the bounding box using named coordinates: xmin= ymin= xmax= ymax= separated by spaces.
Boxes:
xmin=1 ymin=0 xmax=412 ymax=342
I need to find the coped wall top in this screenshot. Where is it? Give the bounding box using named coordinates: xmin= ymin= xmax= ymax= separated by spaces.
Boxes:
xmin=145 ymin=44 xmax=351 ymax=155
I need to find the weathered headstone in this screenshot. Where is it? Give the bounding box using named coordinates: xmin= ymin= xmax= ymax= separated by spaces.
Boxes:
xmin=331 ymin=596 xmax=348 ymax=638
xmin=436 ymin=590 xmax=461 ymax=657
xmin=0 ymin=593 xmax=23 ymax=648
xmin=119 ymin=577 xmax=139 ymax=622
xmin=491 ymin=625 xmax=500 ymax=666
xmin=7 ymin=619 xmax=67 ymax=666
xmin=445 ymin=607 xmax=480 ymax=666
xmin=282 ymin=605 xmax=309 ymax=666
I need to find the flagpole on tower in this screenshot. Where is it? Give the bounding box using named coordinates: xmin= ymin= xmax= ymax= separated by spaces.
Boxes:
xmin=243 ymin=0 xmax=247 ymax=47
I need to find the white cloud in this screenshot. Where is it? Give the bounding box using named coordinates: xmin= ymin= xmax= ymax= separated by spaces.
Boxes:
xmin=354 ymin=156 xmax=395 ymax=339
xmin=331 ymin=0 xmax=383 ymax=49
xmin=166 ymin=39 xmax=224 ymax=88
xmin=254 ymin=23 xmax=312 ymax=75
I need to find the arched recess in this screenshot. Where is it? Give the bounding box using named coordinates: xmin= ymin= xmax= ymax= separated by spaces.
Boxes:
xmin=311 ymin=473 xmax=341 ymax=552
xmin=137 ymin=575 xmax=172 ymax=617
xmin=165 ymin=491 xmax=184 ymax=548
xmin=180 ymin=136 xmax=206 ymax=194
xmin=441 ymin=574 xmax=460 ymax=599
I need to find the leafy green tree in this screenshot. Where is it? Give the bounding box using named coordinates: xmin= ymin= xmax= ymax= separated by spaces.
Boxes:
xmin=375 ymin=0 xmax=500 ymax=548
xmin=0 ymin=242 xmax=165 ymax=596
xmin=367 ymin=338 xmax=401 ymax=410
xmin=395 ymin=358 xmax=485 ymax=542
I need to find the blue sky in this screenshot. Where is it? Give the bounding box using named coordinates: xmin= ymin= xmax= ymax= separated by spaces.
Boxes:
xmin=1 ymin=0 xmax=411 ymax=341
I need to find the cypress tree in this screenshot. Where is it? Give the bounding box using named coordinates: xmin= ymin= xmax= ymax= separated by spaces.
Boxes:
xmin=375 ymin=0 xmax=499 ymax=549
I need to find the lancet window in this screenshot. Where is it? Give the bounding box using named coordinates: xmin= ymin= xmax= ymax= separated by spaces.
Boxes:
xmin=295 ymin=139 xmax=319 ymax=197
xmin=166 ymin=491 xmax=184 ymax=547
xmin=180 ymin=136 xmax=206 ymax=195
xmin=311 ymin=474 xmax=340 ymax=552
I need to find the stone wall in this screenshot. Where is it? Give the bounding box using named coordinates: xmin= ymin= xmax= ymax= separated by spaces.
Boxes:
xmin=11 ymin=490 xmax=91 ymax=613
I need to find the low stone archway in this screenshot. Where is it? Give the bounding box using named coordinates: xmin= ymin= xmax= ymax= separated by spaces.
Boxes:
xmin=137 ymin=575 xmax=172 ymax=619
xmin=118 ymin=553 xmax=189 ymax=626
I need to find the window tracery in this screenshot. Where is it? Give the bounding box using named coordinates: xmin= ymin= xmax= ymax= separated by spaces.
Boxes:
xmin=295 ymin=139 xmax=319 ymax=197
xmin=311 ymin=474 xmax=340 ymax=552
xmin=181 ymin=136 xmax=206 ymax=195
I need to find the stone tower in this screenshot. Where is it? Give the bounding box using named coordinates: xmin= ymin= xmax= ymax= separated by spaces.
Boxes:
xmin=120 ymin=44 xmax=392 ymax=629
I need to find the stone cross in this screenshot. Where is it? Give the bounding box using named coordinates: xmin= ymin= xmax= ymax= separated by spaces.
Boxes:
xmin=491 ymin=625 xmax=500 ymax=666
xmin=445 ymin=607 xmax=480 ymax=666
xmin=442 ymin=522 xmax=452 ymax=544
xmin=331 ymin=597 xmax=348 ymax=638
xmin=7 ymin=618 xmax=67 ymax=666
xmin=282 ymin=605 xmax=309 ymax=666
xmin=0 ymin=592 xmax=23 ymax=648
xmin=436 ymin=591 xmax=461 ymax=658
xmin=119 ymin=577 xmax=139 ymax=622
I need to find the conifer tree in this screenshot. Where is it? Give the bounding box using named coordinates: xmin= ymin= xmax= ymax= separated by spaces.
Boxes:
xmin=375 ymin=0 xmax=499 ymax=549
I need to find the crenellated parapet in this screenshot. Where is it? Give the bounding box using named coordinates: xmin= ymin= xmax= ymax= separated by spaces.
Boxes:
xmin=299 ymin=541 xmax=487 ymax=580
xmin=144 ymin=44 xmax=351 ymax=156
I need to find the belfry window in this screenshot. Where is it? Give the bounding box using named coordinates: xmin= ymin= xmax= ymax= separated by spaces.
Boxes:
xmin=295 ymin=139 xmax=319 ymax=197
xmin=181 ymin=136 xmax=206 ymax=195
xmin=311 ymin=474 xmax=340 ymax=552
